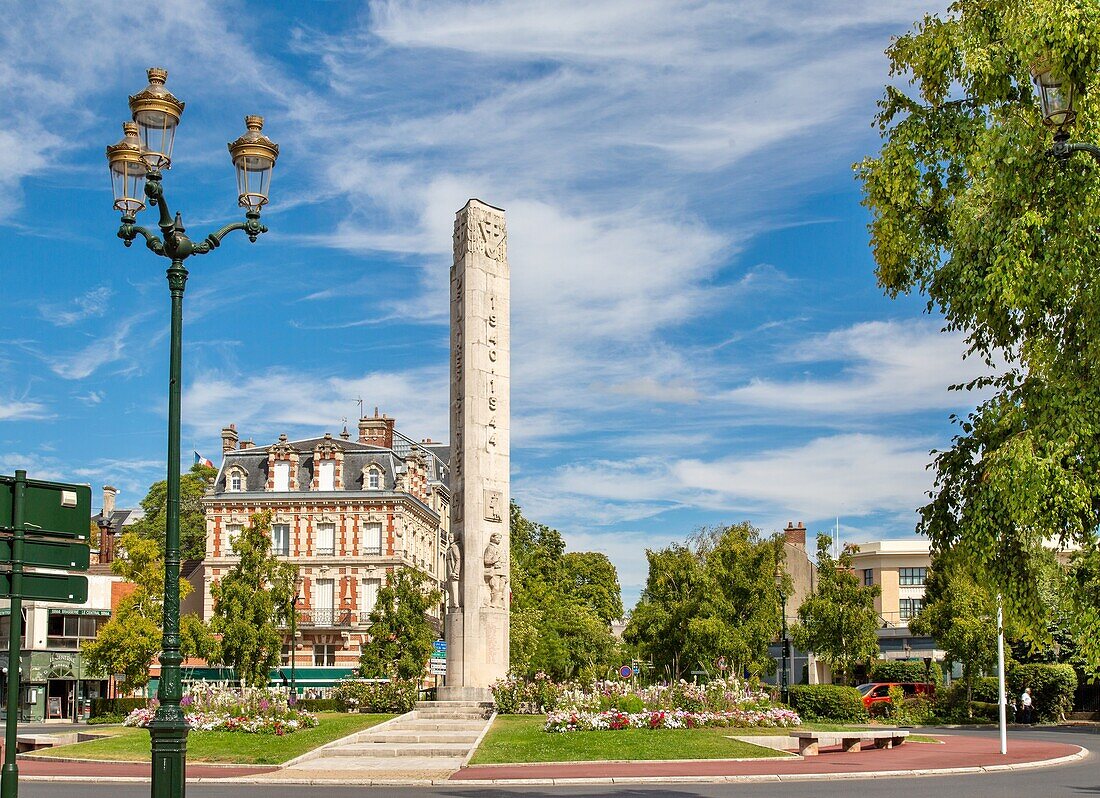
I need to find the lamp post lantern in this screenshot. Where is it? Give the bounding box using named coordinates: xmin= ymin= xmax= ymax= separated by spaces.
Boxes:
xmin=105 ymin=68 xmax=278 ymax=798
xmin=1031 ymin=61 xmax=1100 ymax=164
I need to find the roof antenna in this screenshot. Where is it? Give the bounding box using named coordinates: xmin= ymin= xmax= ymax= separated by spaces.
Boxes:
xmin=356 ymin=397 xmax=364 ymax=418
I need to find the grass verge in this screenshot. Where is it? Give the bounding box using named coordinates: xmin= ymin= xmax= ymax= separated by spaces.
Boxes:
xmin=30 ymin=712 xmax=393 ymax=765
xmin=469 ymin=715 xmax=788 ymax=764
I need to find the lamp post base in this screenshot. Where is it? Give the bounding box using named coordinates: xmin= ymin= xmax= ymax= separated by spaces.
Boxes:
xmin=149 ymin=718 xmax=188 ymax=798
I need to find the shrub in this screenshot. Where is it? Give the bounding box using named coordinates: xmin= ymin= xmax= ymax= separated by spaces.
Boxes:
xmin=1009 ymin=663 xmax=1077 ymax=722
xmin=869 ymin=659 xmax=942 ymax=686
xmin=491 ymin=673 xmax=564 ymax=714
xmin=331 ymin=678 xmax=418 ymax=713
xmin=788 ymin=685 xmax=868 ymax=722
xmin=90 ymin=698 xmax=147 ymax=718
xmin=123 ymin=685 xmax=317 ymax=735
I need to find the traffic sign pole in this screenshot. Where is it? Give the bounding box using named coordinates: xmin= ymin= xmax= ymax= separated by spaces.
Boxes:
xmin=2 ymin=470 xmax=27 ymax=798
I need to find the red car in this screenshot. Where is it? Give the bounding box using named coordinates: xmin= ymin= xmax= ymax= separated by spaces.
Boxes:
xmin=857 ymin=682 xmax=936 ymax=709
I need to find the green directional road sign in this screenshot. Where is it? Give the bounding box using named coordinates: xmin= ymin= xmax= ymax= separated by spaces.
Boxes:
xmin=0 ymin=572 xmax=88 ymax=603
xmin=0 ymin=538 xmax=90 ymax=570
xmin=0 ymin=476 xmax=91 ymax=540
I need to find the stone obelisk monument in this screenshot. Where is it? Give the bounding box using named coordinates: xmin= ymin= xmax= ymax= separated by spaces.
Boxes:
xmin=440 ymin=199 xmax=510 ymax=700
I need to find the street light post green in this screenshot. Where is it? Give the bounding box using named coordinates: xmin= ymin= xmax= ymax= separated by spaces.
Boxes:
xmin=105 ymin=68 xmax=279 ymax=798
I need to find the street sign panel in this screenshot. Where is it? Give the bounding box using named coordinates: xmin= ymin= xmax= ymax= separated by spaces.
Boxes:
xmin=0 ymin=476 xmax=91 ymax=540
xmin=429 ymin=659 xmax=447 ymax=675
xmin=0 ymin=572 xmax=88 ymax=603
xmin=0 ymin=538 xmax=90 ymax=571
xmin=431 ymin=640 xmax=447 ymax=659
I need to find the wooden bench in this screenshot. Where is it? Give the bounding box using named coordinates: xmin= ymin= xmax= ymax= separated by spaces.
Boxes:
xmin=790 ymin=729 xmax=909 ymax=756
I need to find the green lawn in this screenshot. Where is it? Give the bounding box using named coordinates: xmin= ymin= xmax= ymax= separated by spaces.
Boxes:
xmin=31 ymin=713 xmax=393 ymax=765
xmin=469 ymin=715 xmax=788 ymax=764
xmin=468 ymin=716 xmax=944 ymax=765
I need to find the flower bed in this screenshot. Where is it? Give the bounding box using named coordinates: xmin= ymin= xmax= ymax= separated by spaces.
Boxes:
xmin=124 ymin=684 xmax=318 ymax=735
xmin=545 ymin=707 xmax=801 ymax=732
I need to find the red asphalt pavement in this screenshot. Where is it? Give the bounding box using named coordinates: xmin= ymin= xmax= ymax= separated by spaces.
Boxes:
xmin=450 ymin=734 xmax=1084 ymax=781
xmin=0 ymin=746 xmax=277 ymax=781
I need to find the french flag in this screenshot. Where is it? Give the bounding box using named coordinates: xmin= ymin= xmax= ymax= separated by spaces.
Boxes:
xmin=194 ymin=451 xmax=215 ymax=468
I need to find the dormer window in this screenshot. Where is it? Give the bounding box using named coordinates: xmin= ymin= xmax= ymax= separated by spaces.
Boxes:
xmin=226 ymin=466 xmax=247 ymax=493
xmin=317 ymin=460 xmax=335 ymax=491
xmin=363 ymin=465 xmax=383 ymax=490
xmin=273 ymin=462 xmax=290 ymax=492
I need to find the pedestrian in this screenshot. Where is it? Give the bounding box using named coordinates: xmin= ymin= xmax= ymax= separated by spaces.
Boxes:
xmin=1019 ymin=686 xmax=1033 ymax=724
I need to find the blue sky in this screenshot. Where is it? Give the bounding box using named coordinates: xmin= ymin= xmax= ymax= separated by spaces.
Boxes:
xmin=0 ymin=0 xmax=978 ymax=608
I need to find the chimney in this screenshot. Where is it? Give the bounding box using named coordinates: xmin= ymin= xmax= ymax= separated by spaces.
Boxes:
xmin=102 ymin=485 xmax=118 ymax=517
xmin=340 ymin=424 xmax=350 ymax=440
xmin=784 ymin=520 xmax=806 ymax=548
xmin=221 ymin=423 xmax=239 ymax=453
xmin=239 ymin=438 xmax=254 ymax=450
xmin=358 ymin=407 xmax=396 ymax=449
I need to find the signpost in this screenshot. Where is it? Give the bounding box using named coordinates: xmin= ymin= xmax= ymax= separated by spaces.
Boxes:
xmin=1 ymin=471 xmax=91 ymax=798
xmin=430 ymin=640 xmax=447 ymax=678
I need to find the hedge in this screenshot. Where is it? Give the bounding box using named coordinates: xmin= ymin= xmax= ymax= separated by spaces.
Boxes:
xmin=331 ymin=678 xmax=418 ymax=713
xmin=869 ymin=659 xmax=943 ymax=686
xmin=1009 ymin=663 xmax=1077 ymax=722
xmin=90 ymin=698 xmax=147 ymax=718
xmin=787 ymin=685 xmax=868 ymax=722
xmin=293 ymin=698 xmax=337 ymax=712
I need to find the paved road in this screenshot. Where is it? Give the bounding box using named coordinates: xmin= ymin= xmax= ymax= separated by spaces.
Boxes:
xmin=18 ymin=727 xmax=1098 ymax=798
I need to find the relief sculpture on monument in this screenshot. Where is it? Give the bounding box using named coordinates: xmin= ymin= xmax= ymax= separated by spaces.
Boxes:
xmin=446 ymin=532 xmax=462 ymax=610
xmin=483 ymin=531 xmax=508 ymax=608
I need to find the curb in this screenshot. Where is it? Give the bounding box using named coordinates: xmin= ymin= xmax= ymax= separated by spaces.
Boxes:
xmin=15 ymin=743 xmax=1088 ymax=785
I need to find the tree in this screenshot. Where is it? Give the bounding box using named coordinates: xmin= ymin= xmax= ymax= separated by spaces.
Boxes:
xmin=561 ymin=552 xmax=624 ymax=625
xmin=908 ymin=554 xmax=998 ymax=713
xmin=623 ymin=543 xmax=707 ymax=680
xmin=857 ymin=1 xmax=1100 ymax=667
xmin=791 ymin=534 xmax=881 ymax=685
xmin=210 ymin=511 xmax=297 ymax=686
xmin=127 ymin=462 xmax=217 ymax=560
xmin=508 ymin=501 xmax=622 ymax=680
xmin=359 ymin=566 xmax=442 ymax=680
xmin=81 ymin=532 xmax=214 ymax=692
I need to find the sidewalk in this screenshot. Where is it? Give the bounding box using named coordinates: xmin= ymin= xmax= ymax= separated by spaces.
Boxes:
xmin=0 ymin=745 xmax=277 ymax=782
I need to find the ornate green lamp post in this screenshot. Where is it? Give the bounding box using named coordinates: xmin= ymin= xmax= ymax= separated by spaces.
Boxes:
xmin=1031 ymin=61 xmax=1100 ymax=164
xmin=105 ymin=68 xmax=279 ymax=798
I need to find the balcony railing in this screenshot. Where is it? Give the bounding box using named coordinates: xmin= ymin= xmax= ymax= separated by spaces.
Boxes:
xmin=295 ymin=609 xmax=357 ymax=627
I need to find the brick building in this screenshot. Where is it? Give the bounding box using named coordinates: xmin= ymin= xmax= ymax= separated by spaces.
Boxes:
xmin=201 ymin=411 xmax=450 ymax=684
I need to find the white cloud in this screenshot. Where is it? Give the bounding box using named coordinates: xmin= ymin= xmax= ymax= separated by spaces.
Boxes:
xmin=182 ymin=366 xmax=449 ymax=444
xmin=724 ymin=319 xmax=995 ymax=417
xmin=41 ymin=313 xmax=153 ymax=380
xmin=0 ymin=398 xmax=49 ymax=421
xmin=39 ymin=286 xmax=113 ymax=327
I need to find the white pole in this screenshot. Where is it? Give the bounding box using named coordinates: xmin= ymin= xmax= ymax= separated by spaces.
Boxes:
xmin=997 ymin=597 xmax=1007 ymax=755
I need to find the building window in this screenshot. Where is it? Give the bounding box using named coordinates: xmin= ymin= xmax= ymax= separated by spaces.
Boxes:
xmin=230 ymin=473 xmax=242 ymax=491
xmin=46 ymin=613 xmax=106 ymax=649
xmin=863 ymin=568 xmax=874 ymax=587
xmin=899 ymin=567 xmax=927 ymax=586
xmin=273 ymin=461 xmax=290 ymax=492
xmin=900 ymin=597 xmax=924 ymax=621
xmin=316 ymin=523 xmax=335 ymax=556
xmin=272 ymin=524 xmax=290 ymax=556
xmin=363 ymin=522 xmax=383 ymax=556
xmin=281 ymin=644 xmax=292 ymax=666
xmin=366 ymin=467 xmax=381 ymax=490
xmin=226 ymin=524 xmax=243 ymax=552
xmin=313 ymin=578 xmax=335 ymax=625
xmin=313 ymin=644 xmax=337 ymax=666
xmin=360 ymin=577 xmax=381 ymax=622
xmin=317 ymin=460 xmax=335 ymax=491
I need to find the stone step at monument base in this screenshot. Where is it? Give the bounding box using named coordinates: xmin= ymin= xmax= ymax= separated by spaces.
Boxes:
xmin=413 ymin=700 xmax=492 ymax=720
xmin=285 ymin=755 xmax=467 ymax=777
xmin=324 ymin=742 xmax=473 ymax=758
xmin=369 ymin=730 xmax=482 ymax=744
xmin=359 ymin=718 xmax=484 ymax=734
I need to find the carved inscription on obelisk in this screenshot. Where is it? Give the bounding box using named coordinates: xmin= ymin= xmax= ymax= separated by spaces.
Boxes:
xmin=443 ymin=199 xmax=510 ymax=698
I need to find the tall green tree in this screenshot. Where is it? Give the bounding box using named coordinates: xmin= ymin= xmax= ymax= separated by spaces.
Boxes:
xmin=791 ymin=534 xmax=880 ymax=685
xmin=623 ymin=543 xmax=706 ymax=680
xmin=561 ymin=551 xmax=624 ymax=625
xmin=210 ymin=511 xmax=297 ymax=686
xmin=508 ymin=502 xmax=622 ymax=679
xmin=127 ymin=462 xmax=216 ymax=560
xmin=908 ymin=554 xmax=998 ymax=712
xmin=82 ymin=532 xmax=215 ymax=692
xmin=857 ymin=0 xmax=1100 ymax=668
xmin=359 ymin=566 xmax=442 ymax=679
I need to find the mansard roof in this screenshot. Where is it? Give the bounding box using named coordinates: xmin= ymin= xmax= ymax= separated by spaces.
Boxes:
xmin=210 ymin=432 xmax=449 ymax=495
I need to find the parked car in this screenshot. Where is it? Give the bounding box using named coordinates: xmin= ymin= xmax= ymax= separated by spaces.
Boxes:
xmin=856 ymin=682 xmax=936 ymax=710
